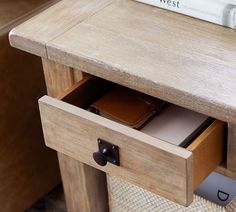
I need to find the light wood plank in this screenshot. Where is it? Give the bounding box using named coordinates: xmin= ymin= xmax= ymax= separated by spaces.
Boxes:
xmin=46 ymin=0 xmax=236 ymax=125
xmin=42 ymin=58 xmax=83 ymax=98
xmin=9 ymin=0 xmax=114 ymax=57
xmin=227 ymin=124 xmax=236 ymax=171
xmin=41 ymin=58 xmax=108 ymax=212
xmin=58 ymin=153 xmax=108 ymax=212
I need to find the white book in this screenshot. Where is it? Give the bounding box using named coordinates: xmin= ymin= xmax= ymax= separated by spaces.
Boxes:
xmin=141 ymin=105 xmax=211 ymax=146
xmin=135 ymin=0 xmax=236 ymax=29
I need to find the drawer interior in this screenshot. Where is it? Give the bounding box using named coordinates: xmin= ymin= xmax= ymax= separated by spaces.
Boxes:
xmin=59 ymin=75 xmax=226 ymax=189
xmin=40 ymin=75 xmax=226 ymax=206
xmin=59 ymin=75 xmax=114 ymax=110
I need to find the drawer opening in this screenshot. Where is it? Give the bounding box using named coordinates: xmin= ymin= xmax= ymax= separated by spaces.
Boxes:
xmin=59 ymin=75 xmax=115 ymax=110
xmin=39 ymin=75 xmax=227 ymax=206
xmin=60 ymin=75 xmax=227 ymax=189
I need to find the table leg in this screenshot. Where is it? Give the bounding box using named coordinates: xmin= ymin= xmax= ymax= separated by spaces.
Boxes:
xmin=227 ymin=124 xmax=236 ymax=172
xmin=58 ymin=153 xmax=108 ymax=212
xmin=41 ymin=58 xmax=109 ymax=212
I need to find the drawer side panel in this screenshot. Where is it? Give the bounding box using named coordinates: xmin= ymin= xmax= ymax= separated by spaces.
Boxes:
xmin=187 ymin=120 xmax=225 ymax=189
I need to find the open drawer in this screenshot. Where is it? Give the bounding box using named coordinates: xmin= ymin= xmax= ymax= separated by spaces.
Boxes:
xmin=38 ymin=75 xmax=226 ymax=206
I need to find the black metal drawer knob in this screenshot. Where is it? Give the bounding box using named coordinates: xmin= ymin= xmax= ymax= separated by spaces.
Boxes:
xmin=93 ymin=139 xmax=120 ymax=167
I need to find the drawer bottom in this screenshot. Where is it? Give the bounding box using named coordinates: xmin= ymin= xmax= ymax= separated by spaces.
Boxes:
xmin=107 ymin=175 xmax=234 ymax=212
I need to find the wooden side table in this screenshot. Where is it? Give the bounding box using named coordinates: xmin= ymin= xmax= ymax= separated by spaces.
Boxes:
xmin=9 ymin=0 xmax=236 ymax=211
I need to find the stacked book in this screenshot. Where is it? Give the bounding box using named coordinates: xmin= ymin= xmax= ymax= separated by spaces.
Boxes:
xmin=135 ymin=0 xmax=236 ymax=29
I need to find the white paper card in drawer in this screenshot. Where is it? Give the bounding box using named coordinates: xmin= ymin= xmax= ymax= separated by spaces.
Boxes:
xmin=141 ymin=105 xmax=210 ymax=146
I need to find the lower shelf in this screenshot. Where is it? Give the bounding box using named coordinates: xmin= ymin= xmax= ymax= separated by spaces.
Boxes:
xmin=107 ymin=175 xmax=236 ymax=212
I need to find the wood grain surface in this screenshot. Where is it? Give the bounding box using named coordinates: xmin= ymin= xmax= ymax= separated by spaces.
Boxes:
xmin=38 ymin=77 xmax=225 ymax=205
xmin=227 ymin=124 xmax=236 ymax=171
xmin=38 ymin=76 xmax=226 ymax=206
xmin=58 ymin=153 xmax=108 ymax=212
xmin=44 ymin=0 xmax=236 ymax=125
xmin=10 ymin=0 xmax=236 ymax=123
xmin=42 ymin=58 xmax=83 ymax=98
xmin=9 ymin=0 xmax=114 ymax=57
xmin=39 ymin=93 xmax=194 ymax=206
xmin=42 ymin=59 xmax=109 ymax=212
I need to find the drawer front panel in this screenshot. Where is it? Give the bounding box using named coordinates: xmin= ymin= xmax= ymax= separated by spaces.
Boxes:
xmin=39 ymin=96 xmax=193 ymax=206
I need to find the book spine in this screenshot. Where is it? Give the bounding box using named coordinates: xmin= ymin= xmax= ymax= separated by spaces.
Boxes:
xmin=136 ymin=0 xmax=236 ymax=29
